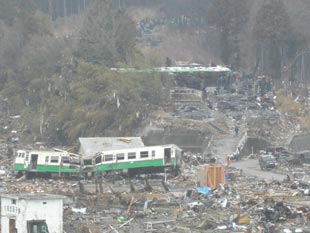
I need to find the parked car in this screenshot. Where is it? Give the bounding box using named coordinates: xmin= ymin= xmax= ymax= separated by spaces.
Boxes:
xmin=276 ymin=151 xmax=294 ymax=162
xmin=259 ymin=154 xmax=277 ymax=170
xmin=276 ymin=151 xmax=304 ymax=166
xmin=264 ymin=146 xmax=287 ymax=160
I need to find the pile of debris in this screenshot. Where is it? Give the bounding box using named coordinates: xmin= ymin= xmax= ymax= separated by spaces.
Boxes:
xmin=1 ymin=161 xmax=308 ymax=232
xmin=61 ymin=171 xmax=310 ymax=232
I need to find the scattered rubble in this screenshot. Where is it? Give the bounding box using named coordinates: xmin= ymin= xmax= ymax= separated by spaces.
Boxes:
xmin=0 ymin=74 xmax=310 ymax=232
xmin=0 ymin=156 xmax=309 ymax=233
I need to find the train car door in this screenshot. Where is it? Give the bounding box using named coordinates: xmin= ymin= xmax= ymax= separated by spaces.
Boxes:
xmin=164 ymin=148 xmax=171 ymax=165
xmin=30 ymin=153 xmax=38 ymax=170
xmin=24 ymin=153 xmax=30 ymax=169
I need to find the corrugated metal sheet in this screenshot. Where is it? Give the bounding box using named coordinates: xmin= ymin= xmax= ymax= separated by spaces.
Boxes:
xmin=78 ymin=137 xmax=145 ymax=158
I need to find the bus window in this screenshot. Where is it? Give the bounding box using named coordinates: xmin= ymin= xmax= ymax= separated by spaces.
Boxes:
xmin=45 ymin=156 xmax=49 ymax=163
xmin=140 ymin=151 xmax=149 ymax=158
xmin=152 ymin=150 xmax=156 ymax=157
xmin=128 ymin=152 xmax=136 ymax=159
xmin=25 ymin=154 xmax=29 ymax=161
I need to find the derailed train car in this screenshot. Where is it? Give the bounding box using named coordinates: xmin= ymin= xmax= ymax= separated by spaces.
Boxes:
xmin=90 ymin=144 xmax=182 ymax=175
xmin=13 ymin=144 xmax=182 ymax=177
xmin=13 ymin=150 xmax=80 ymax=178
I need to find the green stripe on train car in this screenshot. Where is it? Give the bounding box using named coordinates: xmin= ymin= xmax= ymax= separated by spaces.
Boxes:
xmin=14 ymin=164 xmax=27 ymax=171
xmin=93 ymin=159 xmax=165 ymax=172
xmin=33 ymin=165 xmax=80 ymax=173
xmin=14 ymin=163 xmax=79 ymax=173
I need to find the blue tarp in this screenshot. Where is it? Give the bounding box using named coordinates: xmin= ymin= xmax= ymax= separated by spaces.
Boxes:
xmin=225 ymin=173 xmax=230 ymax=181
xmin=196 ymin=187 xmax=211 ymax=195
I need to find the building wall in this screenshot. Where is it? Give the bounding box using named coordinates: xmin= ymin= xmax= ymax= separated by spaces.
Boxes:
xmin=1 ymin=197 xmax=63 ymax=233
xmin=289 ymin=133 xmax=310 ymax=152
xmin=142 ymin=127 xmax=209 ymax=152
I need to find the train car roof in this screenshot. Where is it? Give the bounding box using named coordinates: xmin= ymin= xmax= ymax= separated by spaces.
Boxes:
xmin=16 ymin=150 xmax=80 ymax=158
xmin=78 ymin=137 xmax=145 ymax=158
xmin=99 ymin=144 xmax=181 ymax=153
xmin=19 ymin=150 xmax=66 ymax=154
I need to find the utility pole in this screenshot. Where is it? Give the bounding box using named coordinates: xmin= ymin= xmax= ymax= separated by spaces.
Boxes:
xmin=77 ymin=0 xmax=81 ymax=14
xmin=70 ymin=0 xmax=72 ymax=16
xmin=48 ymin=0 xmax=53 ymax=20
xmin=261 ymin=45 xmax=264 ymax=75
xmin=64 ymin=0 xmax=66 ymax=17
xmin=301 ymin=53 xmax=304 ymax=81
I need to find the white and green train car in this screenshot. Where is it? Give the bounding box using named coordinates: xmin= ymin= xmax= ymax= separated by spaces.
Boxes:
xmin=14 ymin=150 xmax=80 ymax=178
xmin=13 ymin=144 xmax=182 ymax=178
xmin=90 ymin=144 xmax=182 ymax=175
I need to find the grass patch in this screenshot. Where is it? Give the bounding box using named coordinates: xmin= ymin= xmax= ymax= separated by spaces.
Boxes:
xmin=298 ymin=116 xmax=310 ymax=131
xmin=275 ymin=96 xmax=302 ymax=113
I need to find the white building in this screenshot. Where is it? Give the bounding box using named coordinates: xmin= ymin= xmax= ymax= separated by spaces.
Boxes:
xmin=1 ymin=194 xmax=64 ymax=233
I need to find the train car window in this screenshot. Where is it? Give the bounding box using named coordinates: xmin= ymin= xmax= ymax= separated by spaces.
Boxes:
xmin=152 ymin=150 xmax=156 ymax=157
xmin=61 ymin=157 xmax=70 ymax=164
xmin=25 ymin=154 xmax=29 ymax=161
xmin=116 ymin=153 xmax=125 ymax=160
xmin=95 ymin=156 xmax=102 ymax=164
xmin=83 ymin=159 xmax=92 ymax=165
xmin=45 ymin=156 xmax=49 ymax=163
xmin=71 ymin=158 xmax=80 ymax=165
xmin=128 ymin=152 xmax=136 ymax=159
xmin=140 ymin=151 xmax=149 ymax=158
xmin=22 ymin=153 xmax=25 ymax=158
xmin=51 ymin=156 xmax=59 ymax=163
xmin=104 ymin=154 xmax=113 ymax=162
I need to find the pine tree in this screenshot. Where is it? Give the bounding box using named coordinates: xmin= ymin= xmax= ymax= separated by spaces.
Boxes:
xmin=208 ymin=0 xmax=250 ymax=69
xmin=253 ymin=0 xmax=293 ymax=79
xmin=77 ymin=0 xmax=136 ymax=67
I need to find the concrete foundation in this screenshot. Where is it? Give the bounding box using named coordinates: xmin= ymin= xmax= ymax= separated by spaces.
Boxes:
xmin=142 ymin=126 xmax=210 ymax=152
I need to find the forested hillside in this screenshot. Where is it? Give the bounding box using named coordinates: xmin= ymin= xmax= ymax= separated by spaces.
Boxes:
xmin=0 ymin=0 xmax=162 ymax=145
xmin=126 ymin=0 xmax=308 ymax=78
xmin=0 ymin=0 xmax=309 ymax=146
